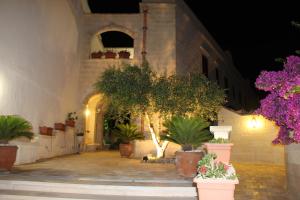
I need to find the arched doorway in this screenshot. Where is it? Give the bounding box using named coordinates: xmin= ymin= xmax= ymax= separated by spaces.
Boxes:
xmin=84 ymin=94 xmax=107 ymax=151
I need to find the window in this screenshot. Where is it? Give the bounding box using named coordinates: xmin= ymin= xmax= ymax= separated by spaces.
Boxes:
xmin=232 ymin=86 xmax=236 ymax=99
xmin=202 ymin=55 xmax=208 ymax=77
xmin=224 ymin=77 xmax=229 ymax=95
xmin=215 ymin=68 xmax=220 ymax=85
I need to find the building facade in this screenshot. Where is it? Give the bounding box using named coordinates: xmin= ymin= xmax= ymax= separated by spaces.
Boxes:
xmin=0 ymin=0 xmax=257 ymax=163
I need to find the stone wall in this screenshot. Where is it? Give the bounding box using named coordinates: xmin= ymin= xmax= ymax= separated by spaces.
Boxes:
xmin=218 ymin=107 xmax=284 ymax=165
xmin=285 ymin=144 xmax=300 ymax=200
xmin=0 ymin=0 xmax=80 ymax=164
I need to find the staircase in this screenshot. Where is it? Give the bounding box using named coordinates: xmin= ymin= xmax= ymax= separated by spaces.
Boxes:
xmin=0 ymin=178 xmax=197 ymax=200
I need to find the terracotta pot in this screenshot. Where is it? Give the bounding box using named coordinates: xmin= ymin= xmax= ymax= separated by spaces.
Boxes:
xmin=65 ymin=120 xmax=75 ymax=127
xmin=204 ymin=143 xmax=233 ymax=164
xmin=118 ymin=51 xmax=130 ymax=59
xmin=54 ymin=123 xmax=65 ymax=131
xmin=0 ymin=145 xmax=18 ymax=171
xmin=91 ymin=51 xmax=103 ymax=59
xmin=193 ymin=177 xmax=239 ymax=200
xmin=104 ymin=51 xmax=116 ymax=59
xmin=119 ymin=143 xmax=133 ymax=158
xmin=39 ymin=126 xmax=53 ymax=136
xmin=175 ymin=151 xmax=204 ymax=177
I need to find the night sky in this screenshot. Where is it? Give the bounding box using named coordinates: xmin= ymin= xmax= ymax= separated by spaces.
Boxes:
xmin=88 ymin=0 xmax=300 ymax=90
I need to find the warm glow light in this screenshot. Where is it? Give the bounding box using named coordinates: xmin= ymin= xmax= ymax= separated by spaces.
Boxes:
xmin=247 ymin=116 xmax=263 ymax=129
xmin=85 ymin=105 xmax=90 ymax=117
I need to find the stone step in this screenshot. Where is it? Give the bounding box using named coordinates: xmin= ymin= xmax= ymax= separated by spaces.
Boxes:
xmin=0 ymin=190 xmax=196 ymax=200
xmin=0 ymin=180 xmax=197 ymax=197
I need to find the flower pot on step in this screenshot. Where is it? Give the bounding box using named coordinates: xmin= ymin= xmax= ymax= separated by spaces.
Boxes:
xmin=175 ymin=151 xmax=204 ymax=177
xmin=54 ymin=123 xmax=65 ymax=131
xmin=204 ymin=143 xmax=233 ymax=164
xmin=193 ymin=177 xmax=239 ymax=200
xmin=119 ymin=143 xmax=133 ymax=158
xmin=0 ymin=145 xmax=18 ymax=171
xmin=39 ymin=126 xmax=53 ymax=136
xmin=65 ymin=120 xmax=75 ymax=127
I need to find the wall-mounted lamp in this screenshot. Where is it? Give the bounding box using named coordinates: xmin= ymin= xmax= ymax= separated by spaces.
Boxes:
xmin=85 ymin=105 xmax=90 ymax=117
xmin=247 ymin=116 xmax=262 ymax=129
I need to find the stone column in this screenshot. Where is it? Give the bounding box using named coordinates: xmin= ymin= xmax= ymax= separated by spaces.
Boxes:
xmin=286 ymin=144 xmax=300 ymax=200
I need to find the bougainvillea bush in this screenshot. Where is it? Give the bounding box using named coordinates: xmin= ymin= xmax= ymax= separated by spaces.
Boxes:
xmin=255 ymin=56 xmax=300 ymax=144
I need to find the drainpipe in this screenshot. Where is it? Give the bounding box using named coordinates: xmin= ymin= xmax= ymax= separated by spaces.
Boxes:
xmin=141 ymin=5 xmax=148 ymax=133
xmin=141 ymin=6 xmax=148 ymax=63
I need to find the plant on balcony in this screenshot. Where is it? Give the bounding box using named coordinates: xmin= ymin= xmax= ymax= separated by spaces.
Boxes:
xmin=91 ymin=51 xmax=104 ymax=59
xmin=104 ymin=50 xmax=117 ymax=59
xmin=118 ymin=50 xmax=130 ymax=59
xmin=0 ymin=115 xmax=34 ymax=171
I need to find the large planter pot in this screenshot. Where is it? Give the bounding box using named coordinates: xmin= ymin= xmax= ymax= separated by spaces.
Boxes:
xmin=175 ymin=151 xmax=204 ymax=177
xmin=119 ymin=143 xmax=133 ymax=158
xmin=286 ymin=144 xmax=300 ymax=200
xmin=0 ymin=145 xmax=18 ymax=171
xmin=193 ymin=177 xmax=239 ymax=200
xmin=204 ymin=143 xmax=233 ymax=164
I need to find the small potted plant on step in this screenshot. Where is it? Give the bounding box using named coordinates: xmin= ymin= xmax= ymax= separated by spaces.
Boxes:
xmin=0 ymin=115 xmax=34 ymax=171
xmin=162 ymin=116 xmax=213 ymax=177
xmin=115 ymin=124 xmax=144 ymax=158
xmin=193 ymin=153 xmax=239 ymax=200
xmin=65 ymin=112 xmax=78 ymax=128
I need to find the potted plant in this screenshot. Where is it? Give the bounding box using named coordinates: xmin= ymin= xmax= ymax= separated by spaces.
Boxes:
xmin=162 ymin=116 xmax=213 ymax=177
xmin=204 ymin=138 xmax=233 ymax=164
xmin=118 ymin=50 xmax=130 ymax=59
xmin=0 ymin=115 xmax=34 ymax=171
xmin=114 ymin=124 xmax=144 ymax=158
xmin=65 ymin=112 xmax=78 ymax=127
xmin=39 ymin=126 xmax=53 ymax=136
xmin=204 ymin=126 xmax=233 ymax=164
xmin=104 ymin=50 xmax=116 ymax=59
xmin=91 ymin=51 xmax=103 ymax=59
xmin=54 ymin=123 xmax=65 ymax=131
xmin=193 ymin=153 xmax=239 ymax=200
xmin=76 ymin=131 xmax=84 ymax=153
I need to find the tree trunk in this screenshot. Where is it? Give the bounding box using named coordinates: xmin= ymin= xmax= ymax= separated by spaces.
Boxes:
xmin=145 ymin=113 xmax=169 ymax=158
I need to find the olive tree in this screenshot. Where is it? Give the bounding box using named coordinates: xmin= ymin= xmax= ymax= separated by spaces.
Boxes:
xmin=95 ymin=63 xmax=225 ymax=158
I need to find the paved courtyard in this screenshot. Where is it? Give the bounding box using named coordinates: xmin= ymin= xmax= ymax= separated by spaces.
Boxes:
xmin=0 ymin=151 xmax=287 ymax=200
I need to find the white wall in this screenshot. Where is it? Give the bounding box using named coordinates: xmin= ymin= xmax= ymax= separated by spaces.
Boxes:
xmin=218 ymin=107 xmax=284 ymax=165
xmin=0 ymin=0 xmax=80 ymax=164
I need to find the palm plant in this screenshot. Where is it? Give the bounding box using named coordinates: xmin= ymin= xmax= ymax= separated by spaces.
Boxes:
xmin=0 ymin=115 xmax=34 ymax=144
xmin=162 ymin=116 xmax=213 ymax=151
xmin=115 ymin=124 xmax=144 ymax=144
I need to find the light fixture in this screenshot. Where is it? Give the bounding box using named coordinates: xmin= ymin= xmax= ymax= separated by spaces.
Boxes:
xmin=247 ymin=116 xmax=262 ymax=129
xmin=85 ymin=105 xmax=90 ymax=117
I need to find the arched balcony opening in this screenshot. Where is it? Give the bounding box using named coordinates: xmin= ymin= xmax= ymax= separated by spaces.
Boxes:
xmin=90 ymin=31 xmax=134 ymax=59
